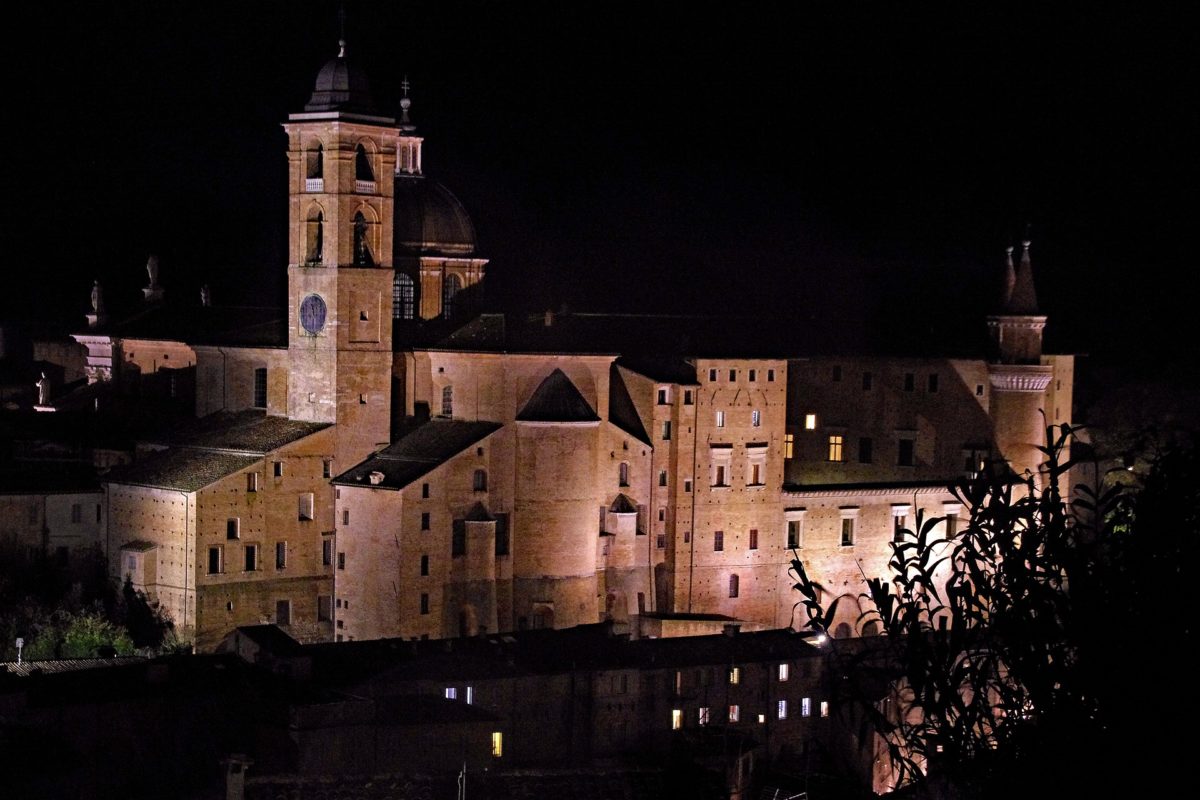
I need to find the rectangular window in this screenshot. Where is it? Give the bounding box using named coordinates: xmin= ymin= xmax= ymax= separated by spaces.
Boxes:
xmin=904 ymin=372 xmax=915 ymax=391
xmin=820 ymin=701 xmax=830 ymax=718
xmin=859 ymin=437 xmax=873 ymax=463
xmin=714 ymin=464 xmax=727 ymax=487
xmin=684 ymin=389 xmax=693 ymax=405
xmin=827 ymin=434 xmax=844 ymax=462
xmin=729 ymin=369 xmax=737 ymax=381
xmin=71 ymin=504 xmax=82 ymax=523
xmin=445 ymin=687 xmax=458 ymax=700
xmin=275 ymin=541 xmax=287 ymax=570
xmin=662 ymin=420 xmax=672 ymax=440
xmin=805 ymin=413 xmax=817 ymax=430
xmin=751 ymin=409 xmax=761 ymax=427
xmin=318 ymin=595 xmax=333 ymax=622
xmin=708 ymin=368 xmax=717 ymax=382
xmin=619 ymin=461 xmax=629 ymax=487
xmin=658 ymin=507 xmax=666 ymax=522
xmin=227 ymin=518 xmax=240 ymax=540
xmin=495 ymin=513 xmax=511 ymax=556
xmin=298 ymin=493 xmax=314 ymax=521
xmin=863 ymin=371 xmax=873 ymax=391
xmin=253 ymin=367 xmax=267 ymax=408
xmin=729 ymin=667 xmax=741 ymax=685
xmin=684 ymin=479 xmax=692 ymax=493
xmin=656 ymin=533 xmax=666 ymax=549
xmin=322 ymin=539 xmax=333 ymax=566
xmin=337 ymin=552 xmax=346 ymax=570
xmin=976 ymin=383 xmax=985 ymax=396
xmin=657 ymin=388 xmax=669 ymax=404
xmin=946 ymin=514 xmax=959 ymax=537
xmin=715 ymin=410 xmax=725 ymax=428
xmin=778 ymin=700 xmax=788 ymax=720
xmin=342 ymin=509 xmax=350 ymax=526
xmin=894 ymin=515 xmax=907 ymax=542
xmin=713 ymin=530 xmax=724 ymax=551
xmin=323 ymin=460 xmax=332 ymax=479
xmin=728 ymin=704 xmax=740 ymax=723
xmin=422 ymin=482 xmax=430 ymax=498
xmin=442 ymin=385 xmax=453 ymax=417
xmin=802 ymin=697 xmax=812 ymax=717
xmin=452 ymin=524 xmax=466 ymax=556
xmin=749 ymin=369 xmax=757 ymax=381
xmin=421 ymin=512 xmax=431 ymax=530
xmin=671 ymin=709 xmax=683 ymax=730
xmin=787 ymin=519 xmax=802 ymax=549
xmin=749 ymin=462 xmax=762 ymax=485
xmin=928 ymin=373 xmax=939 ymax=393
xmin=767 ymin=369 xmax=775 ymax=381
xmin=841 ymin=517 xmax=856 ymax=546
xmin=779 ymin=663 xmax=790 ymax=681
xmin=898 ymin=438 xmax=915 ymax=467
xmin=207 ymin=546 xmax=222 ymax=575
xmin=273 ymin=461 xmax=283 ymax=478
xmin=699 ymin=706 xmax=710 ymax=725
xmin=466 ymin=686 xmax=475 ymax=705
xmin=275 ymin=599 xmax=290 ymax=626
xmin=420 ymin=593 xmax=430 ymax=614
xmin=247 ymin=472 xmax=259 ymax=492
xmin=784 ymin=433 xmax=794 ymax=459
xmin=244 ymin=544 xmax=258 ymax=572
xmin=491 ymin=732 xmax=504 ymax=758
xmin=749 ymin=529 xmax=758 ymax=550
xmin=420 ymin=554 xmax=429 ymax=576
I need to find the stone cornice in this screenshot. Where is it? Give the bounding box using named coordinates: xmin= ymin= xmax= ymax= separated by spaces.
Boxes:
xmin=988 ymin=365 xmax=1053 ymax=393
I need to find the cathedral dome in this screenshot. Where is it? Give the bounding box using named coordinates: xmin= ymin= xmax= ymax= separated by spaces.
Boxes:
xmin=304 ymin=42 xmax=379 ymax=116
xmin=393 ymin=176 xmax=478 ymax=256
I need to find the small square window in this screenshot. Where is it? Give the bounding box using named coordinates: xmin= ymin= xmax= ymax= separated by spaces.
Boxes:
xmin=976 ymin=383 xmax=985 ymax=396
xmin=657 ymin=388 xmax=669 ymax=404
xmin=684 ymin=479 xmax=692 ymax=493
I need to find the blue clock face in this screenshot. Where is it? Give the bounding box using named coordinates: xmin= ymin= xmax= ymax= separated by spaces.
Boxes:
xmin=300 ymin=294 xmax=327 ymax=334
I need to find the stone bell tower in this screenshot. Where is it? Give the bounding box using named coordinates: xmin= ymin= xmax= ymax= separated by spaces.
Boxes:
xmin=284 ymin=32 xmax=396 ymax=470
xmin=986 ymin=241 xmax=1053 ymax=480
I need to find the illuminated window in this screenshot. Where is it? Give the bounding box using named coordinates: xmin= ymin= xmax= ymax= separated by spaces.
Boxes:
xmin=779 ymin=663 xmax=789 ymax=681
xmin=699 ymin=706 xmax=710 ymax=725
xmin=715 ymin=410 xmax=726 ymax=428
xmin=892 ymin=505 xmax=911 ymax=542
xmin=827 ymin=435 xmax=844 ymax=462
xmin=777 ymin=700 xmax=788 ymax=719
xmin=393 ymin=272 xmax=415 ymax=320
xmin=728 ymin=704 xmax=740 ymax=722
xmin=784 ymin=433 xmax=794 ymax=459
xmin=491 ymin=731 xmax=504 ymax=757
xmin=671 ymin=709 xmax=683 ymax=730
xmin=445 ymin=687 xmax=458 ymax=700
xmin=804 ymin=413 xmax=817 ymax=430
xmin=751 ymin=409 xmax=761 ymax=427
xmin=466 ymin=686 xmax=475 ymax=705
xmin=820 ymin=701 xmax=830 ymax=718
xmin=729 ymin=667 xmax=741 ymax=685
xmin=758 ymin=714 xmax=766 ymax=724
xmin=802 ymin=697 xmax=812 ymax=717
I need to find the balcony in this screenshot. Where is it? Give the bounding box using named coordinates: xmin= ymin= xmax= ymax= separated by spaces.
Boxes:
xmin=305 ymin=178 xmax=324 ymax=192
xmin=355 ymin=180 xmax=377 ymax=194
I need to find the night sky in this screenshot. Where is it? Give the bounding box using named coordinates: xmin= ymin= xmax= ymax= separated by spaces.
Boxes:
xmin=5 ymin=2 xmax=1195 ymax=372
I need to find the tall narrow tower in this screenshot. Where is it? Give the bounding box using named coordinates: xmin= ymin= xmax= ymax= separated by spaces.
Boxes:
xmin=986 ymin=241 xmax=1053 ymax=480
xmin=284 ymin=34 xmax=396 ymax=469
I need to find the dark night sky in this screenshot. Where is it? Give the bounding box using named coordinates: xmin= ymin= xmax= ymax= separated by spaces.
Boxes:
xmin=4 ymin=2 xmax=1196 ymax=370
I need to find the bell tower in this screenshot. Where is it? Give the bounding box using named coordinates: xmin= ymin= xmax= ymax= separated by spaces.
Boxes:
xmin=284 ymin=32 xmax=396 ymax=470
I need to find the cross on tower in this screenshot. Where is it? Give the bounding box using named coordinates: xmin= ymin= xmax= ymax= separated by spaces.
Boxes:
xmin=401 ymin=76 xmax=411 ymax=97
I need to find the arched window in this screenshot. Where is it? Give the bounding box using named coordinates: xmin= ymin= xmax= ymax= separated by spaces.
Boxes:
xmin=305 ymin=210 xmax=324 ymax=264
xmin=355 ymin=143 xmax=374 ymax=181
xmin=473 ymin=469 xmax=488 ymax=492
xmin=353 ymin=211 xmax=374 ymax=266
xmin=393 ymin=273 xmax=415 ymax=319
xmin=729 ymin=574 xmax=740 ymax=598
xmin=442 ymin=273 xmax=462 ymax=318
xmin=618 ymin=462 xmax=629 ymax=487
xmin=307 ymin=143 xmax=323 ymax=180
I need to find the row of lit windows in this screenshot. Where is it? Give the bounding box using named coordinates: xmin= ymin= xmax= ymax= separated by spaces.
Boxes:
xmin=713 ymin=409 xmax=763 ymax=428
xmin=671 ymin=698 xmax=829 ymax=729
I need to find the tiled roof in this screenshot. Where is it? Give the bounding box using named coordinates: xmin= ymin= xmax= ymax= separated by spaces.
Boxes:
xmin=103 ymin=447 xmax=259 ymax=492
xmin=516 ymin=369 xmax=599 ymax=423
xmin=119 ymin=540 xmax=158 ymax=552
xmin=163 ymin=410 xmax=331 ymax=453
xmin=616 ymin=356 xmax=699 ymax=385
xmin=334 ymin=420 xmax=502 ymax=491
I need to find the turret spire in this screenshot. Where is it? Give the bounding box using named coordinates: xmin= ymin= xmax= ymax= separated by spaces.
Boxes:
xmin=1004 ymin=238 xmax=1040 ymax=315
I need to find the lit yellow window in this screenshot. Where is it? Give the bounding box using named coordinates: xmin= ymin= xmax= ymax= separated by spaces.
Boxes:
xmin=827 ymin=435 xmax=844 ymax=462
xmin=491 ymin=731 xmax=504 ymax=757
xmin=804 ymin=413 xmax=817 ymax=430
xmin=671 ymin=709 xmax=683 ymax=730
xmin=784 ymin=433 xmax=794 ymax=459
xmin=729 ymin=666 xmax=741 ymax=685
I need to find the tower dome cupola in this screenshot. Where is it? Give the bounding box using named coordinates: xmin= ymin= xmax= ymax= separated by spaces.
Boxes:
xmin=304 ymin=39 xmax=380 ymax=116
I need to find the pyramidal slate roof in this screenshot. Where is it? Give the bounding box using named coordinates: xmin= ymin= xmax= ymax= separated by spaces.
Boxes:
xmin=334 ymin=420 xmax=502 ymax=491
xmin=517 ymin=369 xmax=600 ymax=423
